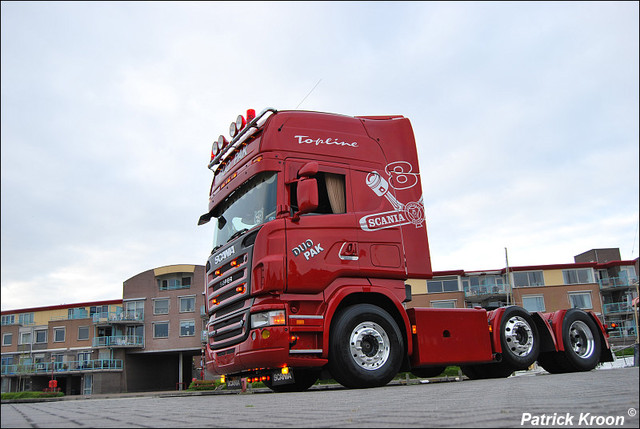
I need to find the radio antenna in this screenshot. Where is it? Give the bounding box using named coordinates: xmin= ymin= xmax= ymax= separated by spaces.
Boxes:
xmin=296 ymin=79 xmax=322 ymax=109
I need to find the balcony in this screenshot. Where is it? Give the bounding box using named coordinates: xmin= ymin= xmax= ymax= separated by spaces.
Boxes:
xmin=1 ymin=359 xmax=123 ymax=376
xmin=92 ymin=311 xmax=144 ymax=325
xmin=465 ymin=283 xmax=508 ymax=298
xmin=602 ymin=301 xmax=634 ymax=315
xmin=599 ymin=275 xmax=638 ymax=290
xmin=92 ymin=335 xmax=143 ymax=348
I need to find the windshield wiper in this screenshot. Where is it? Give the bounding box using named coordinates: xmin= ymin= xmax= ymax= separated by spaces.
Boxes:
xmin=227 ymin=228 xmax=249 ymax=243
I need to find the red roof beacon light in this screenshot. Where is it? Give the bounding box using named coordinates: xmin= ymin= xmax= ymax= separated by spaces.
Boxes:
xmin=246 ymin=109 xmax=256 ymax=122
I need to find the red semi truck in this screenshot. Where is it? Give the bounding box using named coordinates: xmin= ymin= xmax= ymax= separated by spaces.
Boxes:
xmin=198 ymin=108 xmax=614 ymax=391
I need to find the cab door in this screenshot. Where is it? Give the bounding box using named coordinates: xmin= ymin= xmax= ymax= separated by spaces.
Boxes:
xmin=283 ymin=159 xmax=360 ymax=294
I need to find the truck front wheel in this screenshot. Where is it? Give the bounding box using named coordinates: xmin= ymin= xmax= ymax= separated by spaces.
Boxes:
xmin=329 ymin=304 xmax=404 ymax=389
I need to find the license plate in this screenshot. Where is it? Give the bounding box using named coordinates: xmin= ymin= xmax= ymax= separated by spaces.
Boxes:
xmin=271 ymin=370 xmax=295 ymax=386
xmin=225 ymin=377 xmax=241 ymax=389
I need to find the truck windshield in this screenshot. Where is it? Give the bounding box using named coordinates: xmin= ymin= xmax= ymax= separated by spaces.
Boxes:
xmin=212 ymin=171 xmax=278 ymax=249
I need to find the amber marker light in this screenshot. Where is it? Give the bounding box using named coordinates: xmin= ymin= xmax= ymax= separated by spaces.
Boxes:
xmin=412 ymin=325 xmax=417 ymax=335
xmin=281 ymin=367 xmax=289 ymax=375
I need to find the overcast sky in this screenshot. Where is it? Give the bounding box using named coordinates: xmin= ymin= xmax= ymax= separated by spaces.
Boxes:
xmin=1 ymin=1 xmax=638 ymax=311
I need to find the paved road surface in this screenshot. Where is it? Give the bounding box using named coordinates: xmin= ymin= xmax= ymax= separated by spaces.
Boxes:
xmin=2 ymin=367 xmax=638 ymax=428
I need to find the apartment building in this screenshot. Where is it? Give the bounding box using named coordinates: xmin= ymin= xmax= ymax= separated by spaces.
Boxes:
xmin=1 ymin=299 xmax=123 ymax=395
xmin=1 ymin=264 xmax=207 ymax=395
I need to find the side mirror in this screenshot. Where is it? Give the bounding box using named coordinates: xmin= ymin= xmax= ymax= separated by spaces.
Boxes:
xmin=293 ymin=178 xmax=318 ymax=222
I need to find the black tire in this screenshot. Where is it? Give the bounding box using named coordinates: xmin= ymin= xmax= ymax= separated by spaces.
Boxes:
xmin=554 ymin=309 xmax=601 ymax=372
xmin=499 ymin=306 xmax=540 ymax=370
xmin=263 ymin=369 xmax=320 ymax=393
xmin=329 ymin=304 xmax=404 ymax=389
xmin=410 ymin=366 xmax=446 ymax=379
xmin=461 ymin=363 xmax=515 ymax=379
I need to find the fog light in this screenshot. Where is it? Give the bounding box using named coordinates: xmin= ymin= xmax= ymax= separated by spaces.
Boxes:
xmin=261 ymin=329 xmax=270 ymax=339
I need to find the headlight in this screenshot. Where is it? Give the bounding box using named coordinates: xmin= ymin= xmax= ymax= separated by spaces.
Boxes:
xmin=250 ymin=310 xmax=286 ymax=329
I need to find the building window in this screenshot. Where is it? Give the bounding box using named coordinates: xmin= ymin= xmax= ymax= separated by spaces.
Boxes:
xmin=125 ymin=300 xmax=144 ymax=319
xmin=522 ymin=295 xmax=546 ymax=312
xmin=179 ymin=296 xmax=196 ymax=313
xmin=53 ymin=327 xmax=65 ymax=342
xmin=431 ymin=300 xmax=456 ymax=308
xmin=513 ymin=271 xmax=545 ymax=287
xmin=153 ymin=299 xmax=170 ymax=315
xmin=1 ymin=315 xmax=15 ymax=326
xmin=89 ymin=305 xmax=109 ymax=318
xmin=2 ymin=333 xmax=12 ymax=346
xmin=68 ymin=308 xmax=88 ymax=320
xmin=563 ymin=269 xmax=594 ymax=285
xmin=19 ymin=332 xmax=32 ymax=345
xmin=18 ymin=313 xmax=34 ymax=325
xmin=180 ymin=320 xmax=195 ymax=337
xmin=35 ymin=329 xmax=47 ymax=344
xmin=619 ymin=266 xmax=637 ymax=283
xmin=157 ymin=275 xmax=192 ymax=291
xmin=153 ymin=322 xmax=169 ymax=338
xmin=78 ymin=326 xmax=90 ymax=341
xmin=427 ymin=278 xmax=459 ymax=293
xmin=568 ymin=292 xmax=593 ymax=309
xmin=78 ymin=351 xmax=91 ymax=368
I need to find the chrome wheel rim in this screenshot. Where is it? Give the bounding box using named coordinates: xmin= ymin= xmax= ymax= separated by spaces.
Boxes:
xmin=349 ymin=322 xmax=390 ymax=371
xmin=504 ymin=315 xmax=535 ymax=357
xmin=568 ymin=320 xmax=595 ymax=359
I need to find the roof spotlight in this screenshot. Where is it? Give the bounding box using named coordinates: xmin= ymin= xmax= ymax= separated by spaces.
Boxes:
xmin=236 ymin=114 xmax=246 ymax=131
xmin=217 ymin=135 xmax=228 ymax=152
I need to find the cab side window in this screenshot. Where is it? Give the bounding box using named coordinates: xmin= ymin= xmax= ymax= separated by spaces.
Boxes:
xmin=291 ymin=172 xmax=346 ymax=215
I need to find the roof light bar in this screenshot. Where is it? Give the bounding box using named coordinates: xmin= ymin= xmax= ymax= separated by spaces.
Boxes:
xmin=208 ymin=107 xmax=277 ymax=171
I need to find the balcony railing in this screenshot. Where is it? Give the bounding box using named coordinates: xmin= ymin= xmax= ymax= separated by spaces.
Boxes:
xmin=599 ymin=275 xmax=638 ymax=289
xmin=465 ymin=284 xmax=507 ymax=297
xmin=92 ymin=335 xmax=143 ymax=348
xmin=92 ymin=311 xmax=144 ymax=324
xmin=1 ymin=359 xmax=123 ymax=376
xmin=602 ymin=301 xmax=634 ymax=314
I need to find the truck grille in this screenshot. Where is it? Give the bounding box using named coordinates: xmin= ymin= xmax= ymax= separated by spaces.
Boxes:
xmin=205 ymin=238 xmax=254 ymax=349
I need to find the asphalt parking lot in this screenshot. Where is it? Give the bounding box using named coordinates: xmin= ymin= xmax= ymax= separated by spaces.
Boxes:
xmin=2 ymin=367 xmax=639 ymax=428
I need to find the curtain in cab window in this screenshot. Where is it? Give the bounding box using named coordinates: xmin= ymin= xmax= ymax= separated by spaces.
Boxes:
xmin=325 ymin=173 xmax=345 ymax=214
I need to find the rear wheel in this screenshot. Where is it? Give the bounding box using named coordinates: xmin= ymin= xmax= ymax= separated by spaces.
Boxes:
xmin=263 ymin=369 xmax=320 ymax=393
xmin=329 ymin=304 xmax=404 ymax=389
xmin=555 ymin=310 xmax=601 ymax=372
xmin=499 ymin=306 xmax=539 ymax=370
